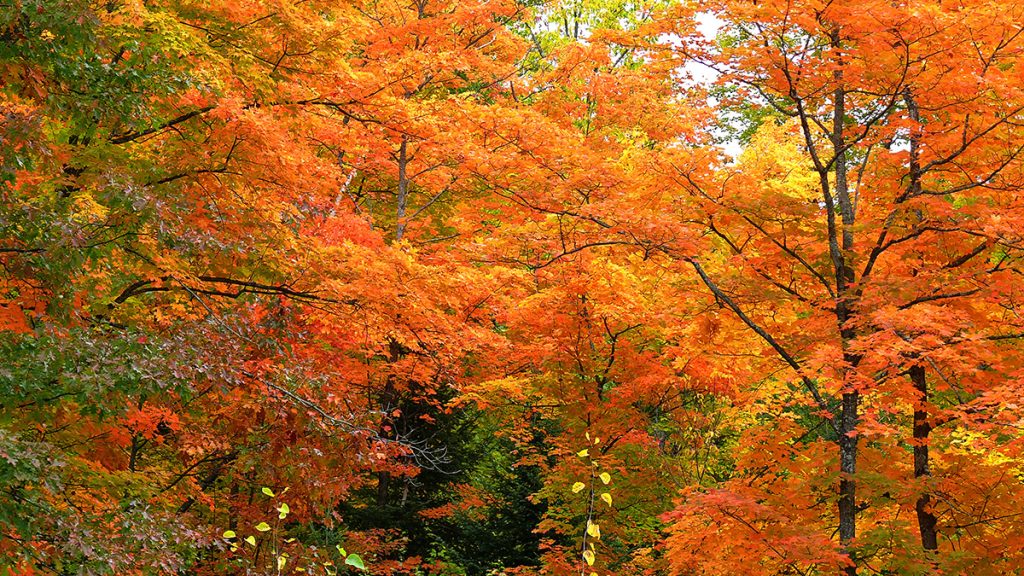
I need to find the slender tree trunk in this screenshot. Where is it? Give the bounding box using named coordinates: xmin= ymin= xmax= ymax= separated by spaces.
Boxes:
xmin=900 ymin=87 xmax=939 ymax=554
xmin=910 ymin=365 xmax=939 ymax=551
xmin=376 ymin=471 xmax=391 ymax=506
xmin=129 ymin=434 xmax=144 ymax=472
xmin=376 ymin=338 xmax=405 ymax=507
xmin=129 ymin=395 xmax=147 ymax=472
xmin=395 ymin=136 xmax=409 ymax=241
xmin=831 ymin=46 xmax=861 ymax=573
xmin=838 ymin=390 xmax=860 ymax=576
xmin=228 ymin=482 xmax=239 ymax=533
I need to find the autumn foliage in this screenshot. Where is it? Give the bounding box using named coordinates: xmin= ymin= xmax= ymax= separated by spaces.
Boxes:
xmin=2 ymin=0 xmax=1024 ymax=574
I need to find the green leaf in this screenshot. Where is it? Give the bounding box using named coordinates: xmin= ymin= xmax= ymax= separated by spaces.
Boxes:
xmin=222 ymin=530 xmax=236 ymax=539
xmin=261 ymin=487 xmax=275 ymax=497
xmin=345 ymin=554 xmax=366 ymax=570
xmin=244 ymin=536 xmax=256 ymax=546
xmin=255 ymin=521 xmax=271 ymax=532
xmin=277 ymin=502 xmax=290 ymax=519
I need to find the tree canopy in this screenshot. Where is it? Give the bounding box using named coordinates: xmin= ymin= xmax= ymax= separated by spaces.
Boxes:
xmin=3 ymin=0 xmax=1024 ymax=574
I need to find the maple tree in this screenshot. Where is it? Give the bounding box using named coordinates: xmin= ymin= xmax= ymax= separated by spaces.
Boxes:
xmin=632 ymin=1 xmax=1024 ymax=574
xmin=3 ymin=0 xmax=1024 ymax=575
xmin=1 ymin=0 xmax=530 ymax=572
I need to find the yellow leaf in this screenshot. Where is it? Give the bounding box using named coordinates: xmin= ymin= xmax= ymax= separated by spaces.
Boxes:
xmin=255 ymin=522 xmax=271 ymax=532
xmin=244 ymin=536 xmax=256 ymax=546
xmin=572 ymin=482 xmax=586 ymax=493
xmin=577 ymin=449 xmax=589 ymax=457
xmin=261 ymin=487 xmax=275 ymax=497
xmin=587 ymin=521 xmax=601 ymax=539
xmin=583 ymin=549 xmax=596 ymax=566
xmin=599 ymin=472 xmax=611 ymax=485
xmin=600 ymin=492 xmax=612 ymax=506
xmin=222 ymin=530 xmax=236 ymax=539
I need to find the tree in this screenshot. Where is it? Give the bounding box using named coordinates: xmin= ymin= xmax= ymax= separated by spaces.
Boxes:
xmin=639 ymin=0 xmax=1024 ymax=573
xmin=0 ymin=0 xmax=538 ymax=573
xmin=4 ymin=0 xmax=1024 ymax=574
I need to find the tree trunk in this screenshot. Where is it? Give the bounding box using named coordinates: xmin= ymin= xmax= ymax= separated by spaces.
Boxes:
xmin=838 ymin=390 xmax=860 ymax=576
xmin=910 ymin=364 xmax=939 ymax=551
xmin=395 ymin=137 xmax=409 ymax=241
xmin=376 ymin=338 xmax=405 ymax=507
xmin=376 ymin=471 xmax=391 ymax=507
xmin=831 ymin=49 xmax=860 ymax=574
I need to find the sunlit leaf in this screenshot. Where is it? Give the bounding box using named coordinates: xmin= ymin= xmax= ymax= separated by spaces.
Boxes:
xmin=583 ymin=549 xmax=595 ymax=566
xmin=345 ymin=554 xmax=366 ymax=570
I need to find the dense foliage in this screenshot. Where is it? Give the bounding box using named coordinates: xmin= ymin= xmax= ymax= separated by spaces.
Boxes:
xmin=3 ymin=0 xmax=1024 ymax=574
